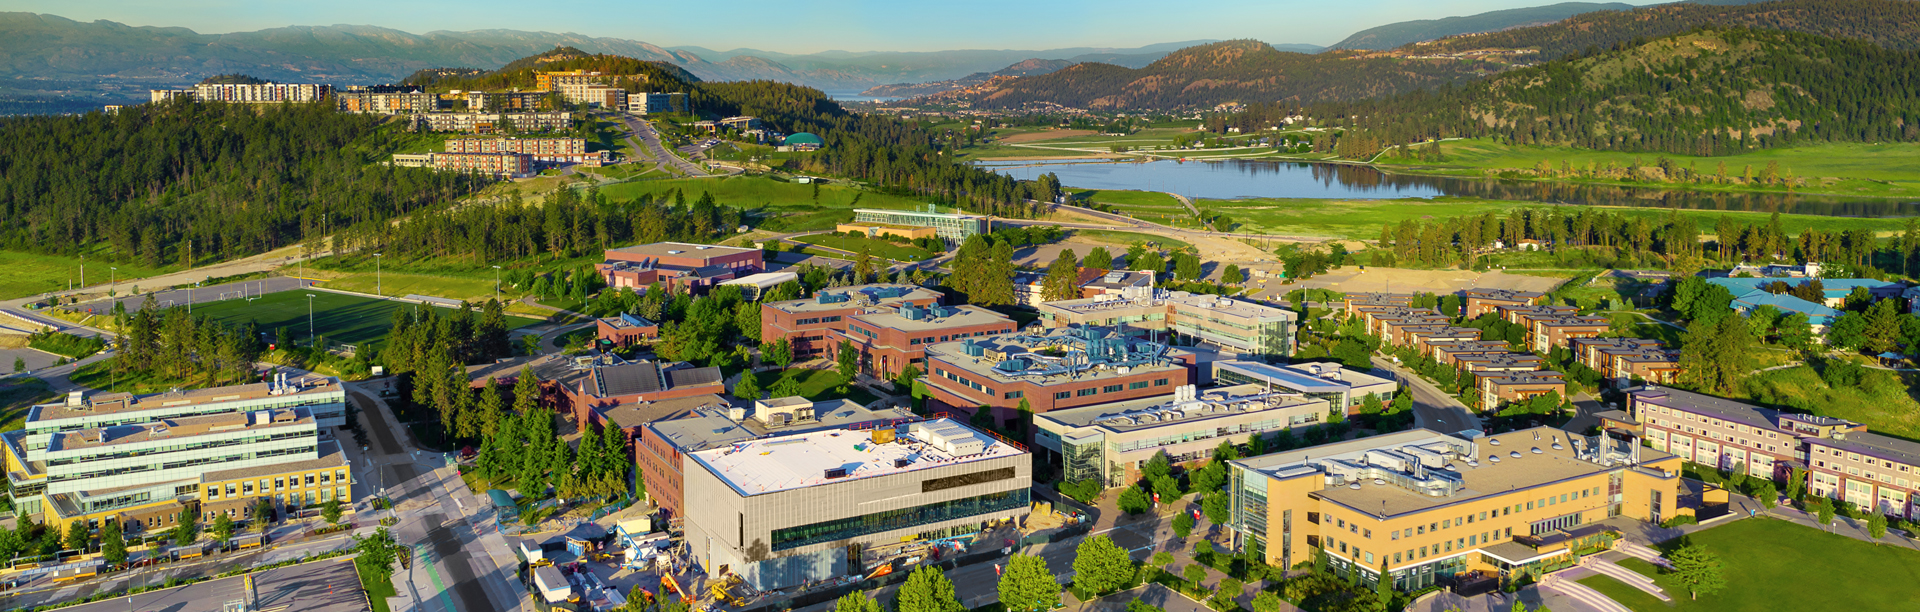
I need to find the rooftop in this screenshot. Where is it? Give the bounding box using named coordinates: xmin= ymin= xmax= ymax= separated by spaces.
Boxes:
xmin=600 ymin=313 xmax=657 ymax=330
xmin=606 ymin=242 xmax=758 ymax=260
xmin=601 ymin=394 xmax=737 ymax=430
xmin=1710 ymin=277 xmax=1901 ymax=297
xmin=1730 ymin=290 xmax=1842 ymax=320
xmin=583 ymin=360 xmax=722 ymax=398
xmin=1464 ymin=289 xmax=1546 ymax=301
xmin=1237 ymin=427 xmax=1674 ymax=517
xmin=51 ymin=408 xmax=313 ymax=453
xmin=851 ymin=304 xmax=1011 ymax=333
xmin=1080 ymin=270 xmax=1153 ymax=291
xmin=766 ymin=284 xmax=942 ymax=314
xmin=202 ymin=437 xmax=347 ymax=483
xmin=688 ymin=418 xmax=1025 ymax=496
xmin=924 ymin=325 xmax=1189 ymax=383
xmin=1045 ymin=290 xmax=1295 ymax=322
xmin=721 ymin=271 xmax=800 ymax=287
xmin=1433 ymin=341 xmax=1515 ymax=355
xmin=1629 ymin=386 xmax=1778 ymax=430
xmin=1810 ymin=430 xmax=1920 ymax=468
xmin=31 ymin=376 xmax=341 ymax=424
xmin=645 ymin=398 xmax=918 ymax=453
xmin=1213 ymin=361 xmax=1393 ymax=394
xmin=1481 ymin=371 xmax=1566 ymax=386
xmin=853 ymin=208 xmax=986 ymax=220
xmin=1035 ymin=383 xmax=1326 ymax=431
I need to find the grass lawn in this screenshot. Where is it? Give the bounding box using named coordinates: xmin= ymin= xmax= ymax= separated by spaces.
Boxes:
xmin=1383 ymin=139 xmax=1920 ymax=197
xmin=186 ymin=291 xmax=541 ymax=349
xmin=0 ymin=378 xmax=56 ymax=433
xmin=1580 ymin=519 xmax=1920 ymax=611
xmin=1070 ymin=230 xmax=1193 ymax=252
xmin=794 ymin=234 xmax=934 ymax=262
xmin=752 ymin=368 xmax=880 ymax=406
xmin=321 ymin=272 xmax=522 ymax=304
xmin=0 ymin=250 xmax=177 ymax=300
xmin=1194 ymin=196 xmax=1911 ymax=240
xmin=355 ymin=561 xmax=397 ymax=612
xmin=68 ymin=357 xmax=254 ymax=394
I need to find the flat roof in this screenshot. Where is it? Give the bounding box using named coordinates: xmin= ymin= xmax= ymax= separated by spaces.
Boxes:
xmin=852 ymin=305 xmax=1010 ymax=332
xmin=202 ymin=437 xmax=348 ymax=483
xmin=853 ymin=208 xmax=987 ymax=220
xmin=721 ymin=271 xmax=800 ymax=287
xmin=1811 ymin=431 xmax=1920 ymax=468
xmin=688 ymin=418 xmax=1024 ymax=496
xmin=1481 ymin=371 xmax=1565 ymax=386
xmin=923 ymin=326 xmax=1191 ymax=383
xmin=1464 ymin=289 xmax=1546 ymax=300
xmin=1035 ymin=383 xmax=1326 ymax=431
xmin=601 ymin=394 xmax=736 ymax=430
xmin=606 ymin=242 xmax=758 ymax=259
xmin=51 ymin=408 xmax=313 ymax=453
xmin=1213 ymin=361 xmax=1392 ymax=393
xmin=766 ymin=284 xmax=942 ymax=314
xmin=1629 ymin=386 xmax=1778 ymax=430
xmin=32 ymin=376 xmax=342 ymax=423
xmin=1045 ymin=291 xmax=1295 ymax=322
xmin=645 ymin=399 xmax=918 ymax=453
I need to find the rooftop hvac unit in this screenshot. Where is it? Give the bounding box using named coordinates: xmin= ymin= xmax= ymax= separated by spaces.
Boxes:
xmin=794 ymin=407 xmax=815 ymax=422
xmin=872 ymin=429 xmax=898 ymax=444
xmin=667 ymin=250 xmax=683 ymax=255
xmin=824 ymin=468 xmax=849 ymax=479
xmin=894 ymin=458 xmax=913 ymax=468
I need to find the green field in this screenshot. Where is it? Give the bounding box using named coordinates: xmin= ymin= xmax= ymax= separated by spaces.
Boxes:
xmin=1192 ymin=196 xmax=1912 ymax=240
xmin=1575 ymin=519 xmax=1920 ymax=612
xmin=0 ymin=251 xmax=177 ymax=300
xmin=0 ymin=378 xmax=56 ymax=433
xmin=751 ymin=368 xmax=880 ymax=406
xmin=599 ymin=175 xmax=944 ymax=233
xmin=794 ymin=234 xmax=935 ymax=262
xmin=186 ymin=291 xmax=541 ymax=348
xmin=1379 ymin=140 xmax=1920 ymax=199
xmin=1069 ymin=230 xmax=1193 ymax=252
xmin=321 ymin=272 xmax=524 ymax=304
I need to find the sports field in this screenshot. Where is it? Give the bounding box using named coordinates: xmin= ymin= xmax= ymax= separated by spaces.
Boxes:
xmin=0 ymin=250 xmax=175 ymax=300
xmin=186 ymin=291 xmax=541 ymax=347
xmin=1574 ymin=518 xmax=1920 ymax=612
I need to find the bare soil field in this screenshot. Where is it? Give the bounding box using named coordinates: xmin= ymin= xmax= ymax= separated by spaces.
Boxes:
xmin=996 ymin=129 xmax=1098 ymax=144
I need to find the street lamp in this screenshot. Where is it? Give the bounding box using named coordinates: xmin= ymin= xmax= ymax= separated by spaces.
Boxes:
xmin=110 ymin=267 xmax=117 ymax=296
xmin=374 ymin=253 xmax=384 ymax=297
xmin=307 ymin=294 xmax=317 ymax=346
xmin=492 ymin=265 xmax=502 ymax=304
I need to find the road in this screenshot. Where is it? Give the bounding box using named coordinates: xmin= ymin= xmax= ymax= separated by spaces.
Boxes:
xmin=619 ymin=114 xmax=707 ymax=177
xmin=1372 ymin=356 xmax=1481 ymax=434
xmin=50 ymin=556 xmax=366 ymax=612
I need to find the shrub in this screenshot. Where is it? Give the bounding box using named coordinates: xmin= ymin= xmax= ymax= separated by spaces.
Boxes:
xmin=1152 ymin=552 xmax=1174 ymax=567
xmin=1659 ymin=515 xmax=1698 ymax=529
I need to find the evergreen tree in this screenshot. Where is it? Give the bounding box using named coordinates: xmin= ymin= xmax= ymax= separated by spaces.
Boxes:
xmin=1667 ymin=543 xmax=1726 ymax=600
xmin=1042 ymin=250 xmax=1081 ymax=302
xmin=100 ymin=520 xmax=126 ymax=566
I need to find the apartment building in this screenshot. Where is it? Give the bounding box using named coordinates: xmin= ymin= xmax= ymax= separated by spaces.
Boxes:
xmin=1462 ymin=289 xmax=1546 ymax=319
xmin=1352 ymin=306 xmax=1448 ymax=339
xmin=337 ymin=89 xmax=440 ymax=114
xmin=1570 ymin=338 xmax=1682 ymax=386
xmin=398 ymin=152 xmax=532 ymax=178
xmin=1229 ymin=427 xmax=1682 ymax=591
xmin=840 ymin=303 xmax=1016 ymax=378
xmin=1455 ymin=353 xmax=1546 ymax=374
xmin=190 ymin=83 xmax=332 ymax=104
xmin=1394 ymin=325 xmax=1481 ymax=353
xmin=1034 ymin=384 xmax=1329 ymax=487
xmin=1472 ymin=371 xmax=1566 ymax=412
xmin=596 ymin=242 xmax=765 ymax=293
xmin=446 ymin=137 xmax=608 ymax=167
xmin=1211 ymin=361 xmax=1397 ymax=412
xmin=1039 ymin=288 xmax=1298 ymax=358
xmin=1527 ymin=315 xmax=1611 ymax=353
xmin=682 ymin=419 xmax=1029 ymax=590
xmin=919 ymin=325 xmax=1196 ymax=425
xmin=1433 ymin=341 xmax=1519 ymax=369
xmin=760 ymin=284 xmax=942 ymax=359
xmin=1341 ymin=293 xmax=1416 ymax=317
xmin=410 ymin=112 xmax=572 ymax=133
xmin=559 ymin=83 xmax=627 ymax=108
xmin=628 ymin=92 xmax=688 ymax=115
xmin=464 ymin=90 xmax=550 ymax=112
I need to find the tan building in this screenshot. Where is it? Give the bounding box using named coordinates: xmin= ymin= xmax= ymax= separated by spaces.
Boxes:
xmin=1527 ymin=315 xmax=1611 ymax=353
xmin=1463 ymin=289 xmax=1546 ymax=319
xmin=1342 ymin=293 xmax=1415 ymax=317
xmin=410 ymin=112 xmax=573 ymax=133
xmin=337 ymin=90 xmax=439 ymax=114
xmin=192 ymin=82 xmax=331 ymax=104
xmin=1571 ymin=338 xmax=1681 ymax=387
xmin=1035 ymin=384 xmax=1330 ymax=487
xmin=1433 ymin=341 xmax=1518 ymax=369
xmin=1455 ymin=353 xmax=1546 ymax=374
xmin=1039 ymin=289 xmax=1298 ymax=358
xmin=1473 ymin=371 xmax=1566 ymax=412
xmin=1229 ymin=427 xmax=1683 ymax=591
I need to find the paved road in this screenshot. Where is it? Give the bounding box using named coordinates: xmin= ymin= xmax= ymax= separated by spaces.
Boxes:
xmin=49 ymin=556 xmax=366 ymax=612
xmin=1371 ymin=356 xmax=1481 ymax=433
xmin=620 ymin=114 xmax=707 ymax=177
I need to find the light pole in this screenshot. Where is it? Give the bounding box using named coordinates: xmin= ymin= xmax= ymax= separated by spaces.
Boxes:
xmin=110 ymin=267 xmax=117 ymax=297
xmin=79 ymin=253 xmax=85 ymax=289
xmin=188 ymin=281 xmax=197 ymax=314
xmin=374 ymin=253 xmax=384 ymax=297
xmin=492 ymin=265 xmax=502 ymax=304
xmin=307 ymin=294 xmax=317 ymax=346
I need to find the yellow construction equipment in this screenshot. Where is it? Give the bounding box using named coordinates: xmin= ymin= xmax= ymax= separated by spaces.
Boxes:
xmin=709 ymin=572 xmax=743 ymax=605
xmin=661 ymin=572 xmax=691 ymax=604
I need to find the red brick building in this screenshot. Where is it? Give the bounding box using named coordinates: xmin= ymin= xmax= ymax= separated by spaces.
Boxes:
xmin=1473 ymin=370 xmax=1566 ymax=412
xmin=760 ymin=284 xmax=943 ymax=360
xmin=1432 ymin=340 xmax=1517 ymax=369
xmin=555 ymin=359 xmax=725 ymax=429
xmin=596 ymin=242 xmax=764 ymax=294
xmin=840 ymin=304 xmax=1015 ymax=378
xmin=919 ymin=325 xmax=1196 ymax=427
xmin=1462 ymin=289 xmax=1547 ymax=319
xmin=595 ymin=313 xmax=659 ymax=347
xmin=1571 ymin=337 xmax=1682 ymax=387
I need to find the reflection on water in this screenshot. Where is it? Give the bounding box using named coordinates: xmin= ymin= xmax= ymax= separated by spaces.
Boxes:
xmin=979 ymin=158 xmax=1920 ymax=218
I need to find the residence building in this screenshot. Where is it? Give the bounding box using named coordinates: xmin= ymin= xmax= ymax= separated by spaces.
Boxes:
xmin=1569 ymin=338 xmax=1681 ymax=386
xmin=628 ymin=92 xmax=688 ymax=115
xmin=1472 ymin=371 xmax=1566 ymax=412
xmin=1432 ymin=341 xmax=1518 ymax=369
xmin=410 ymin=112 xmax=572 ymax=133
xmin=1462 ymin=289 xmax=1547 ymax=319
xmin=189 ymin=83 xmax=331 ymax=104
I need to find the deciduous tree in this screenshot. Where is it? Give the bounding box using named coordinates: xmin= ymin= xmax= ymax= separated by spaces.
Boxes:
xmin=998 ymin=554 xmax=1059 ymax=612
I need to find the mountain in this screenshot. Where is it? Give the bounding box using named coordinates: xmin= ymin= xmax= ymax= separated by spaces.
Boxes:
xmin=1327 ymin=2 xmax=1633 ymax=51
xmin=953 ymin=40 xmax=1502 ymax=110
xmin=402 ymin=46 xmax=699 ymax=91
xmin=1415 ymin=0 xmax=1920 ymax=58
xmin=669 ymin=41 xmax=1217 ymax=90
xmin=860 ymin=59 xmax=1076 ymax=98
xmin=1316 ymin=27 xmax=1920 ymax=156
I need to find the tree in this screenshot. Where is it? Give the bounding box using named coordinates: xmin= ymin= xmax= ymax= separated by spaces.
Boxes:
xmin=323 ymin=498 xmax=345 ymax=525
xmin=1667 ymin=542 xmax=1726 ymax=600
xmin=895 ymin=364 xmax=922 ymax=391
xmin=1251 ymin=592 xmax=1283 ymax=612
xmin=998 ymin=554 xmax=1059 ymax=612
xmin=896 ymin=566 xmax=964 ymax=612
xmin=770 ymin=373 xmax=805 ymax=399
xmin=1221 ymin=263 xmax=1243 ymax=285
xmin=1172 ymin=512 xmax=1195 ymax=538
xmin=1816 ymin=495 xmax=1835 ymax=525
xmin=1863 ymin=298 xmax=1904 ymax=354
xmin=1203 ymin=491 xmax=1232 ymax=525
xmin=1083 ymin=247 xmax=1114 ymax=271
xmin=212 ymin=514 xmax=236 ymax=543
xmin=254 ymin=497 xmax=276 ymax=526
xmin=100 ymin=520 xmax=126 ymax=566
xmin=1182 ymin=563 xmax=1207 ymax=585
xmin=11 ymin=357 xmax=21 ymax=373
xmin=1868 ymin=510 xmax=1889 ymax=540
xmin=1776 ymin=313 xmax=1815 ymax=351
xmin=1042 ymin=249 xmax=1081 ymax=302
xmin=761 ymin=338 xmax=794 ymax=369
xmin=734 ymin=371 xmax=763 ymax=401
xmin=836 ymin=340 xmax=860 ymax=385
xmin=1828 ymin=312 xmax=1868 ymax=351
xmin=1117 ymin=487 xmax=1151 ymax=515
xmin=173 ymin=506 xmax=200 ymax=546
xmin=1679 ymin=314 xmax=1754 ymax=394
xmin=1072 ymin=535 xmax=1134 ymax=595
xmin=1755 ymin=480 xmax=1778 ymax=509
xmin=1376 ymin=561 xmax=1394 ymax=604
xmin=834 ymin=593 xmax=883 ymax=612
xmin=64 ymin=520 xmax=88 ymax=553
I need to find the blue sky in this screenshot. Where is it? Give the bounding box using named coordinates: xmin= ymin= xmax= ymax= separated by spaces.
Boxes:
xmin=22 ymin=0 xmax=1666 ymax=53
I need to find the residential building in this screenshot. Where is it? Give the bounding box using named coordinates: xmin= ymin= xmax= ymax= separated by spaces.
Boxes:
xmin=1341 ymin=293 xmax=1415 ymax=317
xmin=681 ymin=418 xmax=1030 ymax=590
xmin=337 ymin=89 xmax=439 ymax=114
xmin=1730 ymin=290 xmax=1842 ymax=333
xmin=464 ymin=91 xmax=549 ymax=112
xmin=1039 ymin=289 xmax=1298 ymax=358
xmin=1462 ymin=289 xmax=1546 ymax=319
xmin=1353 ymin=307 xmax=1447 ymax=339
xmin=410 ymin=112 xmax=572 ymax=133
xmin=393 ymin=152 xmax=532 ymax=179
xmin=446 ymin=137 xmax=608 ymax=167
xmin=1011 ymin=268 xmax=1125 ymax=307
xmin=851 ymin=208 xmax=990 ymax=243
xmin=596 ymin=242 xmax=765 ymax=293
xmin=1228 ymin=427 xmax=1682 ymax=591
xmin=919 ymin=325 xmax=1196 ymax=426
xmin=149 ymin=89 xmax=194 ymax=104
xmin=3 ymin=383 xmax=351 ymax=531
xmin=637 ymin=396 xmax=914 ymax=520
xmin=1527 ymin=315 xmax=1611 ymax=353
xmin=1455 ymin=353 xmax=1546 ymax=374
xmin=595 ymin=313 xmax=659 ymax=347
xmin=1473 ymin=371 xmax=1566 ymax=412
xmin=1708 ymin=278 xmax=1903 ymax=308
xmin=628 ymin=92 xmax=688 ymax=115
xmin=1211 ymin=361 xmax=1397 ymax=412
xmin=537 ymin=70 xmax=646 ymax=91
xmin=1035 ymin=384 xmax=1330 ymax=487
xmin=760 ymin=284 xmax=942 ymax=360
xmin=1432 ymin=341 xmax=1517 ymax=369
xmin=841 ymin=303 xmax=1017 ymax=378
xmin=558 ymin=83 xmax=627 ymax=108
xmin=1570 ymin=338 xmax=1682 ymax=387
xmin=718 ymin=271 xmax=799 ymax=301
xmin=191 ymin=83 xmax=332 ymax=104
xmin=555 ymin=358 xmax=726 ymax=429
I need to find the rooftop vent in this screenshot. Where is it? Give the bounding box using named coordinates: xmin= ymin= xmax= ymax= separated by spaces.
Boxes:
xmin=667 ymin=250 xmax=683 ymax=255
xmin=1489 ymin=438 xmax=1501 ymax=446
xmin=1531 ymin=447 xmax=1543 ymax=454
xmin=695 ymin=246 xmax=711 ymax=250
xmin=1348 ymin=482 xmax=1362 ymax=490
xmin=894 ymin=458 xmax=912 ymax=469
xmin=1510 ymin=451 xmax=1522 ymax=458
xmin=824 ymin=468 xmax=849 ymax=479
xmin=1488 ymin=455 xmax=1501 ymax=463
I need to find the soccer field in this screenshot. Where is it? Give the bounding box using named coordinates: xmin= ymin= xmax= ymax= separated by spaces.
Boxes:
xmin=187 ymin=291 xmax=542 ymax=347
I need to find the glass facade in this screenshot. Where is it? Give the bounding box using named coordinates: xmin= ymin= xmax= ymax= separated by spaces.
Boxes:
xmin=852 ymin=210 xmax=989 ymax=242
xmin=1061 ymin=436 xmax=1106 ymax=486
xmin=770 ymin=489 xmax=1028 ymax=551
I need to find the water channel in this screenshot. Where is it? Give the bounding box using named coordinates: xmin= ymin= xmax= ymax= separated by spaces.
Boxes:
xmin=978 ymin=157 xmax=1920 ymax=218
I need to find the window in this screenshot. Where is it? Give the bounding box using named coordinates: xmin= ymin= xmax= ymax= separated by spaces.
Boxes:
xmin=1337 ymin=519 xmax=1346 ymax=529
xmin=1103 ymin=384 xmax=1123 ymax=393
xmin=1055 ymin=392 xmax=1071 ymax=400
xmin=1416 ymin=526 xmax=1425 ymax=535
xmin=1364 ymin=529 xmax=1371 ymax=539
xmin=1155 ymin=379 xmax=1170 ymax=386
xmin=1077 ymin=388 xmax=1098 ymax=397
xmin=1004 ymin=391 xmax=1024 ymax=399
xmin=1391 ymin=531 xmax=1399 ymax=541
xmin=1129 ymin=381 xmax=1149 ymax=390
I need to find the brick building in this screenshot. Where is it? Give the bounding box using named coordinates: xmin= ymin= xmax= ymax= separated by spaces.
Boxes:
xmin=554 ymin=359 xmax=725 ymax=429
xmin=1462 ymin=289 xmax=1547 ymax=319
xmin=840 ymin=304 xmax=1016 ymax=378
xmin=1432 ymin=341 xmax=1518 ymax=369
xmin=596 ymin=242 xmax=764 ymax=293
xmin=595 ymin=313 xmax=659 ymax=347
xmin=1570 ymin=338 xmax=1681 ymax=387
xmin=1473 ymin=371 xmax=1566 ymax=412
xmin=760 ymin=284 xmax=942 ymax=360
xmin=919 ymin=325 xmax=1197 ymax=427
xmin=410 ymin=112 xmax=572 ymax=133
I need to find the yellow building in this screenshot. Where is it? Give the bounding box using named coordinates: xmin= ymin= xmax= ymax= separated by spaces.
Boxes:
xmin=834 ymin=222 xmax=938 ymax=241
xmin=1229 ymin=427 xmax=1682 ymax=591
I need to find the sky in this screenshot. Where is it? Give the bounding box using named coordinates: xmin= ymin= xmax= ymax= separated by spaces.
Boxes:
xmin=15 ymin=0 xmax=1668 ymax=54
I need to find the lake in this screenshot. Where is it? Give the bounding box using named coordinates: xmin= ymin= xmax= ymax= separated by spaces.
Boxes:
xmin=978 ymin=158 xmax=1920 ymax=218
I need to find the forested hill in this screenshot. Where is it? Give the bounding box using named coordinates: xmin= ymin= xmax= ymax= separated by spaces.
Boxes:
xmin=404 ymin=47 xmax=701 ymax=92
xmin=0 ymin=101 xmax=484 ymax=266
xmin=1327 ymin=2 xmax=1633 ymax=51
xmin=1414 ymin=0 xmax=1920 ymax=59
xmin=1311 ymin=28 xmax=1920 ymax=157
xmin=965 ymin=40 xmax=1500 ymax=110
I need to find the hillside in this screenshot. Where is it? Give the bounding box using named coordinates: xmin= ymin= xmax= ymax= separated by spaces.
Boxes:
xmin=1328 ymin=2 xmax=1632 ymax=51
xmin=1415 ymin=0 xmax=1920 ymax=59
xmin=859 ymin=59 xmax=1075 ymax=98
xmin=1316 ymin=28 xmax=1920 ymax=156
xmin=960 ymin=40 xmax=1501 ymax=110
xmin=402 ymin=46 xmax=700 ymax=91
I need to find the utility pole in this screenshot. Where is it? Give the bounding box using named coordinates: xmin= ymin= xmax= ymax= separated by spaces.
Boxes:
xmin=307 ymin=294 xmax=317 ymax=346
xmin=110 ymin=267 xmax=117 ymax=297
xmin=375 ymin=253 xmax=384 ymax=297
xmin=80 ymin=253 xmax=85 ymax=289
xmin=493 ymin=265 xmax=503 ymax=304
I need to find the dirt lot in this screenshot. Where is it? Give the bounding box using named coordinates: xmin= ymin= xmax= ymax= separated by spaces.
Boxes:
xmin=996 ymin=129 xmax=1098 ymax=144
xmin=1272 ymin=267 xmax=1569 ymax=296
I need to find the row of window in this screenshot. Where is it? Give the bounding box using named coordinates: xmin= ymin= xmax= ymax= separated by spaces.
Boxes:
xmin=207 ymin=468 xmax=348 ymax=499
xmin=794 ymin=316 xmax=843 ymax=326
xmin=1329 ymin=486 xmax=1604 ymax=545
xmin=48 ymin=430 xmax=316 ymax=467
xmin=1050 ymin=378 xmax=1170 ymax=401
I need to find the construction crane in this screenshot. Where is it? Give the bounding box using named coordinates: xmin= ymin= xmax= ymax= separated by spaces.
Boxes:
xmin=660 ymin=572 xmax=692 ymax=604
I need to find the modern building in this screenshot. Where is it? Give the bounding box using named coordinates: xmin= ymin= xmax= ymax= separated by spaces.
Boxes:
xmin=840 ymin=303 xmax=1017 ymax=378
xmin=637 ymin=396 xmax=915 ymax=520
xmin=1009 ymin=268 xmax=1114 ymax=307
xmin=720 ymin=116 xmax=762 ymax=131
xmin=718 ymin=271 xmax=800 ymax=301
xmin=1039 ymin=289 xmax=1298 ymax=358
xmin=851 ymin=208 xmax=990 ymax=243
xmin=1035 ymin=384 xmax=1329 ymax=487
xmin=760 ymin=284 xmax=942 ymax=360
xmin=1729 ymin=290 xmax=1842 ymax=332
xmin=1228 ymin=427 xmax=1682 ymax=590
xmin=1211 ymin=361 xmax=1397 ymax=412
xmin=681 ymin=418 xmax=1030 ymax=590
xmin=1525 ymin=315 xmax=1611 ymax=354
xmin=537 ymin=70 xmax=646 ymax=91
xmin=391 ymin=152 xmax=533 ymax=179
xmin=1473 ymin=371 xmax=1566 ymax=412
xmin=1341 ymin=293 xmax=1416 ymax=317
xmin=189 ymin=83 xmax=332 ymax=104
xmin=464 ymin=91 xmax=550 ymax=112
xmin=919 ymin=325 xmax=1196 ymax=425
xmin=1432 ymin=341 xmax=1518 ymax=369
xmin=596 ymin=242 xmax=765 ymax=293
xmin=337 ymin=89 xmax=440 ymax=114
xmin=595 ymin=313 xmax=660 ymax=347
xmin=445 ymin=137 xmax=608 ymax=167
xmin=1078 ymin=270 xmax=1155 ymax=298
xmin=782 ymin=132 xmax=825 ymax=151
xmin=1569 ymin=338 xmax=1681 ymax=387
xmin=835 ymin=221 xmax=938 ymax=241
xmin=1454 ymin=353 xmax=1546 ymax=374
xmin=1709 ymin=277 xmax=1903 ymax=308
xmin=1462 ymin=289 xmax=1547 ymax=319
xmin=628 ymin=92 xmax=688 ymax=115
xmin=3 ymin=380 xmax=351 ymax=531
xmin=410 ymin=112 xmax=572 ymax=133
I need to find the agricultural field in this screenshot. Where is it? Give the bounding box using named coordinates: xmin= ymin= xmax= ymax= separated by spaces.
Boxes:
xmin=0 ymin=250 xmax=176 ymax=300
xmin=186 ymin=291 xmax=540 ymax=348
xmin=1377 ymin=139 xmax=1920 ymax=199
xmin=1575 ymin=519 xmax=1920 ymax=612
xmin=1193 ymin=196 xmax=1911 ymax=240
xmin=1069 ymin=188 xmax=1201 ymax=229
